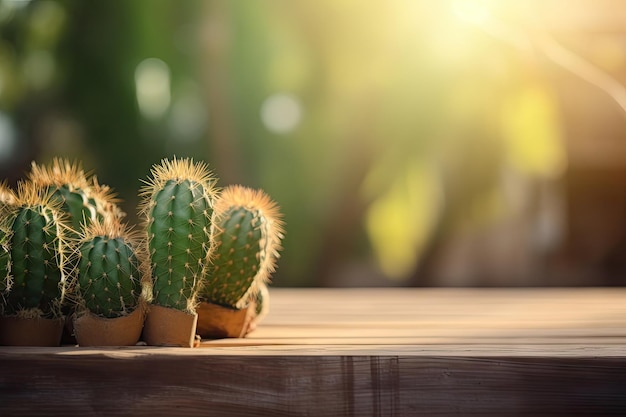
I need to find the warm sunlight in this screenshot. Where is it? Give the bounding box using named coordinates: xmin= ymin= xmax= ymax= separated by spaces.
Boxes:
xmin=1 ymin=0 xmax=625 ymax=287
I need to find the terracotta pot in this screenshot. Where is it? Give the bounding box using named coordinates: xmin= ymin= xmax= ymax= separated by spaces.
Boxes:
xmin=196 ymin=301 xmax=257 ymax=339
xmin=0 ymin=316 xmax=64 ymax=346
xmin=73 ymin=306 xmax=145 ymax=347
xmin=143 ymin=305 xmax=198 ymax=348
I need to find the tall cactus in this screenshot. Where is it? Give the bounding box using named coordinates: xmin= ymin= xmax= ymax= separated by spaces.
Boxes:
xmin=0 ymin=181 xmax=70 ymax=318
xmin=28 ymin=158 xmax=124 ymax=233
xmin=139 ymin=158 xmax=218 ymax=313
xmin=202 ymin=185 xmax=284 ymax=309
xmin=72 ymin=220 xmax=145 ymax=318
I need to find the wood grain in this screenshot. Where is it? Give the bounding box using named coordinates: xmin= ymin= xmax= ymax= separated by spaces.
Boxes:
xmin=2 ymin=288 xmax=626 ymax=416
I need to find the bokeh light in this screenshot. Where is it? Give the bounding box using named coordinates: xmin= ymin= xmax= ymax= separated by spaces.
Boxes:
xmin=135 ymin=58 xmax=171 ymax=120
xmin=260 ymin=93 xmax=302 ymax=134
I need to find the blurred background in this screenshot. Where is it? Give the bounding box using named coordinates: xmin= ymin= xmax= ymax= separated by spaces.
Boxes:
xmin=0 ymin=0 xmax=625 ymax=287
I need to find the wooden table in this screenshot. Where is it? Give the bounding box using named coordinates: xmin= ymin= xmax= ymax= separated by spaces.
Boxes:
xmin=2 ymin=288 xmax=626 ymax=416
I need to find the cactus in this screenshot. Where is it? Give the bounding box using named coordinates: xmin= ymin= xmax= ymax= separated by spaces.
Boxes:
xmin=71 ymin=220 xmax=145 ymax=318
xmin=28 ymin=158 xmax=124 ymax=233
xmin=139 ymin=158 xmax=218 ymax=313
xmin=0 ymin=181 xmax=70 ymax=318
xmin=202 ymin=185 xmax=284 ymax=309
xmin=0 ymin=182 xmax=13 ymax=296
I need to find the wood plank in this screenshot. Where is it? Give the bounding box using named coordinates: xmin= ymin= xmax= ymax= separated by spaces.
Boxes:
xmin=1 ymin=349 xmax=626 ymax=416
xmin=1 ymin=288 xmax=626 ymax=416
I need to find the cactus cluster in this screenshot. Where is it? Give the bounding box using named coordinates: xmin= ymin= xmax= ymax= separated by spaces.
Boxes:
xmin=0 ymin=156 xmax=284 ymax=346
xmin=0 ymin=159 xmax=134 ymax=325
xmin=139 ymin=160 xmax=284 ymax=319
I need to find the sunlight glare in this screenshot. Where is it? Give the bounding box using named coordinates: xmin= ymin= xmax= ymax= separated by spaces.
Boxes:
xmin=451 ymin=0 xmax=490 ymax=25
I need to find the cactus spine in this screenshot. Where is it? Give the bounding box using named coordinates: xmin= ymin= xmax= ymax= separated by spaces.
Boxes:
xmin=203 ymin=185 xmax=283 ymax=309
xmin=252 ymin=282 xmax=270 ymax=319
xmin=0 ymin=183 xmax=13 ymax=298
xmin=139 ymin=158 xmax=218 ymax=313
xmin=0 ymin=181 xmax=16 ymax=206
xmin=0 ymin=238 xmax=10 ymax=299
xmin=72 ymin=220 xmax=145 ymax=318
xmin=1 ymin=182 xmax=70 ymax=318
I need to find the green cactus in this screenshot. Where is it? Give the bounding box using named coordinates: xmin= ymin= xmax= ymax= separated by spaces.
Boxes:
xmin=73 ymin=220 xmax=145 ymax=318
xmin=202 ymin=185 xmax=284 ymax=309
xmin=1 ymin=182 xmax=70 ymax=318
xmin=28 ymin=158 xmax=124 ymax=233
xmin=139 ymin=158 xmax=218 ymax=313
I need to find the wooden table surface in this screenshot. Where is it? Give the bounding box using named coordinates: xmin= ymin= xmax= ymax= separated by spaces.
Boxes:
xmin=2 ymin=288 xmax=626 ymax=416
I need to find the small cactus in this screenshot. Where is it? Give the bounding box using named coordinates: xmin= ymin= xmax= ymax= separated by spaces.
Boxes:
xmin=0 ymin=181 xmax=70 ymax=318
xmin=202 ymin=185 xmax=283 ymax=309
xmin=72 ymin=220 xmax=145 ymax=318
xmin=139 ymin=157 xmax=218 ymax=313
xmin=28 ymin=158 xmax=124 ymax=233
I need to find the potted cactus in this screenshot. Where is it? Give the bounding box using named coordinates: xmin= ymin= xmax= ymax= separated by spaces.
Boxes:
xmin=139 ymin=157 xmax=218 ymax=347
xmin=0 ymin=156 xmax=285 ymax=347
xmin=0 ymin=182 xmax=71 ymax=346
xmin=27 ymin=158 xmax=125 ymax=343
xmin=70 ymin=219 xmax=147 ymax=346
xmin=197 ymin=185 xmax=284 ymax=338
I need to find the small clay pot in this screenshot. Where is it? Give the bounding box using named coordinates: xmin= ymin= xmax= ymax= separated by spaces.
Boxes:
xmin=0 ymin=316 xmax=64 ymax=346
xmin=143 ymin=305 xmax=198 ymax=348
xmin=73 ymin=306 xmax=145 ymax=347
xmin=196 ymin=301 xmax=257 ymax=339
